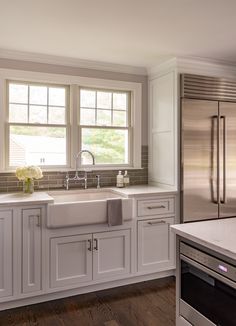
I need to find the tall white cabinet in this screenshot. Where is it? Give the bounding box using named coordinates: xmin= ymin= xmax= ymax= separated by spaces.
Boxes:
xmin=148 ymin=70 xmax=178 ymax=190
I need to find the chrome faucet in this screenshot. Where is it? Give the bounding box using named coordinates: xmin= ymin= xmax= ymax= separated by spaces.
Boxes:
xmin=65 ymin=150 xmax=95 ymax=190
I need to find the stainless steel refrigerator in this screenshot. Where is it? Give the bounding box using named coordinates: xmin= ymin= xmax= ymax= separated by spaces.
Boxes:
xmin=181 ymin=74 xmax=236 ymax=222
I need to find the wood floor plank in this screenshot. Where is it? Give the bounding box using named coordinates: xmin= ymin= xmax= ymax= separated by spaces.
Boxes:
xmin=0 ymin=277 xmax=175 ymax=326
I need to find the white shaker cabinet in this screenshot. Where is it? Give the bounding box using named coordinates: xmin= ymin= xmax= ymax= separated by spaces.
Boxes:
xmin=93 ymin=229 xmax=131 ymax=280
xmin=50 ymin=234 xmax=93 ymax=288
xmin=0 ymin=210 xmax=13 ymax=298
xmin=22 ymin=208 xmax=43 ymax=294
xmin=138 ymin=217 xmax=175 ymax=273
xmin=50 ymin=229 xmax=131 ymax=288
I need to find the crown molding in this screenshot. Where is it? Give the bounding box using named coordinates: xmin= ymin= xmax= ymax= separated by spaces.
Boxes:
xmin=148 ymin=55 xmax=236 ymax=79
xmin=0 ymin=48 xmax=147 ymax=76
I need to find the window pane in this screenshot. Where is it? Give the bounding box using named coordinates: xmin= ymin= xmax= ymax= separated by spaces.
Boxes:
xmin=80 ymin=108 xmax=95 ymax=125
xmin=48 ymin=106 xmax=66 ymax=124
xmin=9 ymin=126 xmax=66 ymax=166
xmin=113 ymin=93 xmax=127 ymax=110
xmin=97 ymin=109 xmax=111 ymax=126
xmin=9 ymin=104 xmax=28 ymax=123
xmin=29 ymin=86 xmax=47 ymax=105
xmin=29 ymin=106 xmax=47 ymax=124
xmin=49 ymin=87 xmax=65 ymax=106
xmin=81 ymin=128 xmax=128 ymax=164
xmin=97 ymin=91 xmax=111 ymax=109
xmin=113 ymin=110 xmax=127 ymax=127
xmin=9 ymin=84 xmax=28 ymax=104
xmin=80 ymin=90 xmax=95 ymax=108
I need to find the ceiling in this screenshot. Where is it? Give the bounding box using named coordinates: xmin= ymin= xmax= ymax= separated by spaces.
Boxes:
xmin=0 ymin=0 xmax=236 ymax=69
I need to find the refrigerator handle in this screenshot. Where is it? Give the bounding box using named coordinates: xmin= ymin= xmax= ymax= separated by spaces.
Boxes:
xmin=220 ymin=116 xmax=226 ymax=204
xmin=211 ymin=115 xmax=218 ymax=204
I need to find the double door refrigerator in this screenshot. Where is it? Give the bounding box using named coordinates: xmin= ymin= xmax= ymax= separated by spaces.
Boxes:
xmin=181 ymin=74 xmax=236 ymax=222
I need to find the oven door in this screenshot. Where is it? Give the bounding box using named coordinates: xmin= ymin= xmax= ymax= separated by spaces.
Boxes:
xmin=180 ymin=256 xmax=236 ymax=326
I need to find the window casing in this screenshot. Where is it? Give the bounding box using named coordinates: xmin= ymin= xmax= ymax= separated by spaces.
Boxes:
xmin=1 ymin=71 xmax=141 ymax=172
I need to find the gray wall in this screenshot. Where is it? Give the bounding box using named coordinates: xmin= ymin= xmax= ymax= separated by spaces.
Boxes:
xmin=0 ymin=58 xmax=148 ymax=145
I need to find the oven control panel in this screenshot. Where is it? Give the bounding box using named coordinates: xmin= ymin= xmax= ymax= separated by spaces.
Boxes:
xmin=180 ymin=242 xmax=236 ymax=283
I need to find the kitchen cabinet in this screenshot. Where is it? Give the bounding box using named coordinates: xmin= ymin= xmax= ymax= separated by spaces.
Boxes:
xmin=148 ymin=71 xmax=178 ymax=189
xmin=93 ymin=230 xmax=130 ymax=280
xmin=50 ymin=229 xmax=131 ymax=288
xmin=138 ymin=217 xmax=175 ymax=273
xmin=0 ymin=210 xmax=13 ymax=298
xmin=22 ymin=208 xmax=43 ymax=293
xmin=50 ymin=234 xmax=93 ymax=288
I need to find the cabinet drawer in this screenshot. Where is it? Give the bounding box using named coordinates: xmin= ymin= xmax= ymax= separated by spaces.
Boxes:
xmin=137 ymin=217 xmax=175 ymax=272
xmin=137 ymin=198 xmax=174 ymax=217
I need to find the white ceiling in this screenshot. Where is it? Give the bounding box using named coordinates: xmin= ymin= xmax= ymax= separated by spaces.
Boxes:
xmin=0 ymin=0 xmax=236 ymax=69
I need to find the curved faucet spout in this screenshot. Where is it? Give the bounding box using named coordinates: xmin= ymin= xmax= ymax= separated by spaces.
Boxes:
xmin=65 ymin=150 xmax=95 ymax=190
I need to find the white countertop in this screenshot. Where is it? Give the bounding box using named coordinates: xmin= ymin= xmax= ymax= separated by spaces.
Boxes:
xmin=0 ymin=192 xmax=54 ymax=206
xmin=0 ymin=185 xmax=177 ymax=206
xmin=171 ymin=218 xmax=236 ymax=261
xmin=110 ymin=185 xmax=177 ymax=197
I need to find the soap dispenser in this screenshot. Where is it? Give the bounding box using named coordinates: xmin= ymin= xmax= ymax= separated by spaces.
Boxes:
xmin=116 ymin=171 xmax=124 ymax=188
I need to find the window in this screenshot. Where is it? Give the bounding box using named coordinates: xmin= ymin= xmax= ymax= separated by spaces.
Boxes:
xmin=7 ymin=82 xmax=68 ymax=167
xmin=2 ymin=73 xmax=141 ymax=171
xmin=79 ymin=88 xmax=131 ymax=165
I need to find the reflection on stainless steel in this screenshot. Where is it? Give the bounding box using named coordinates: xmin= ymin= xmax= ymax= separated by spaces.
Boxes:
xmin=181 ymin=74 xmax=236 ymax=222
xmin=181 ymin=98 xmax=218 ymax=222
xmin=219 ymin=102 xmax=236 ymax=218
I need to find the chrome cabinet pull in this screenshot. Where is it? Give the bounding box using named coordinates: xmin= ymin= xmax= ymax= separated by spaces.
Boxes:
xmin=147 ymin=205 xmax=165 ymax=210
xmin=29 ymin=214 xmax=41 ymax=227
xmin=147 ymin=220 xmax=167 ymax=226
xmin=94 ymin=239 xmax=98 ymax=251
xmin=88 ymin=239 xmax=92 ymax=251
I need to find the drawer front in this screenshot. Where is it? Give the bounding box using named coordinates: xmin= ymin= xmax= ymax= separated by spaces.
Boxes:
xmin=137 ymin=217 xmax=175 ymax=272
xmin=137 ymin=198 xmax=174 ymax=217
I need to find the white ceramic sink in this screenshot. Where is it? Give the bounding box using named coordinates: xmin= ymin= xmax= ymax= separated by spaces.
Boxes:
xmin=47 ymin=189 xmax=133 ymax=228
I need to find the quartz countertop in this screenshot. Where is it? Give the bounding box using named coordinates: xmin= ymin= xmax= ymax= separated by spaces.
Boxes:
xmin=110 ymin=185 xmax=177 ymax=197
xmin=171 ymin=218 xmax=236 ymax=261
xmin=0 ymin=185 xmax=177 ymax=206
xmin=0 ymin=192 xmax=54 ymax=206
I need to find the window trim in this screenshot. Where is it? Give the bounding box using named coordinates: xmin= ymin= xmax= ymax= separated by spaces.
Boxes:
xmin=78 ymin=87 xmax=132 ymax=168
xmin=0 ymin=68 xmax=142 ymax=172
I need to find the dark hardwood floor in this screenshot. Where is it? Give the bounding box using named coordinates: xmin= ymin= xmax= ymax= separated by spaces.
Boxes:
xmin=0 ymin=277 xmax=175 ymax=326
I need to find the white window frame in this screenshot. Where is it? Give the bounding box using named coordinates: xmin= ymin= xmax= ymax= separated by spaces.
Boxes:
xmin=0 ymin=68 xmax=142 ymax=172
xmin=6 ymin=80 xmax=70 ymax=170
xmin=78 ymin=87 xmax=132 ymax=168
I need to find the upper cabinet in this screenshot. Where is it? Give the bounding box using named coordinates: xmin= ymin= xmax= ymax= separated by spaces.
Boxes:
xmin=148 ymin=71 xmax=178 ymax=189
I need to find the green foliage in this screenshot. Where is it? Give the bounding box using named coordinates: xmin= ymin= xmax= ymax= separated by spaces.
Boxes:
xmin=82 ymin=128 xmax=127 ymax=164
xmin=11 ymin=126 xmax=65 ymax=138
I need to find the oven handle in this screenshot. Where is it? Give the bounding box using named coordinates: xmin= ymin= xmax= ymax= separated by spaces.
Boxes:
xmin=180 ymin=254 xmax=236 ymax=290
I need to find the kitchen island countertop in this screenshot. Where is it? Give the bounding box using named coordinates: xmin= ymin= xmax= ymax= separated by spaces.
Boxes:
xmin=171 ymin=218 xmax=236 ymax=261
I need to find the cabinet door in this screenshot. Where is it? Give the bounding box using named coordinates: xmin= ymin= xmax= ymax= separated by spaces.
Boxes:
xmin=22 ymin=208 xmax=42 ymax=293
xmin=138 ymin=217 xmax=175 ymax=273
xmin=93 ymin=230 xmax=131 ymax=280
xmin=50 ymin=234 xmax=92 ymax=288
xmin=0 ymin=210 xmax=13 ymax=298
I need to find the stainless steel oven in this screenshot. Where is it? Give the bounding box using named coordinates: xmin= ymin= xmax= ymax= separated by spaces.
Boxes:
xmin=180 ymin=242 xmax=236 ymax=326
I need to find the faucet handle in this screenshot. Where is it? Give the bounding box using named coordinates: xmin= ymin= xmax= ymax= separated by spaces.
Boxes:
xmin=96 ymin=175 xmax=101 ymax=189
